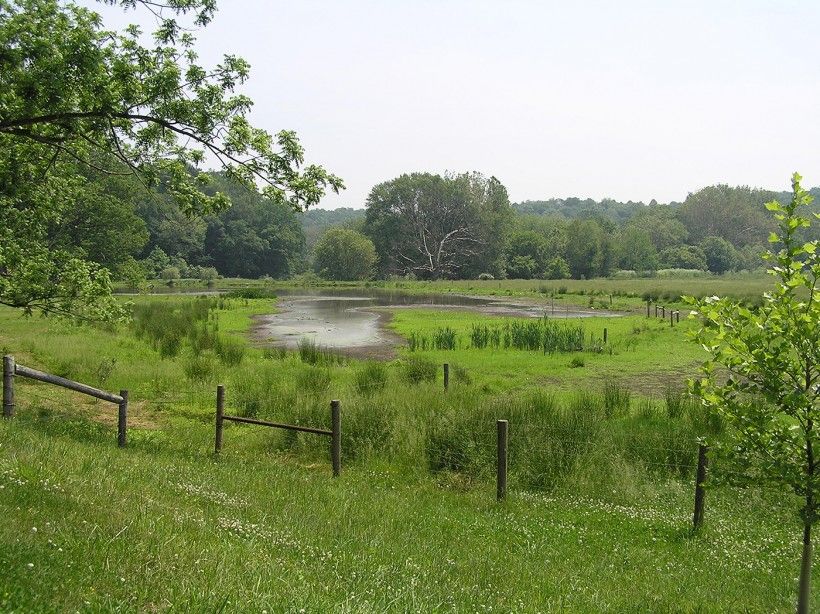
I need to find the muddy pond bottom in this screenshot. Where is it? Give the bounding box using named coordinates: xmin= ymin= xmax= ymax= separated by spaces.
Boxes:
xmin=253 ymin=289 xmax=616 ymax=356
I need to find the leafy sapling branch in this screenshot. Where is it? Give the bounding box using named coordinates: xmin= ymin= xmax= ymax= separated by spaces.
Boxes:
xmin=688 ymin=172 xmax=819 ymax=614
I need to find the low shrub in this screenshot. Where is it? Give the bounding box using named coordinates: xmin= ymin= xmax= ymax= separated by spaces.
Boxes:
xmin=354 ymin=362 xmax=389 ymax=395
xmin=183 ymin=351 xmax=216 ymax=382
xmin=399 ymin=355 xmax=438 ymax=384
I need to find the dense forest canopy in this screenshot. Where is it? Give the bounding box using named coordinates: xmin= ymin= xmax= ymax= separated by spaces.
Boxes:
xmin=80 ymin=172 xmax=818 ymax=284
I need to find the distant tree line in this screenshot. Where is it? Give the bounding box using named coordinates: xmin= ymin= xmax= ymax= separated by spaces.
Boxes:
xmin=53 ymin=165 xmax=820 ymax=284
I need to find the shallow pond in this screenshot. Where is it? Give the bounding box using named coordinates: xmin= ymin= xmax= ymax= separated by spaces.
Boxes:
xmin=254 ymin=288 xmax=615 ymax=353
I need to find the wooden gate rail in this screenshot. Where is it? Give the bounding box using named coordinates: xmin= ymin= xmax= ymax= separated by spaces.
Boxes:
xmin=214 ymin=384 xmax=341 ymax=477
xmin=3 ymin=355 xmax=128 ymax=447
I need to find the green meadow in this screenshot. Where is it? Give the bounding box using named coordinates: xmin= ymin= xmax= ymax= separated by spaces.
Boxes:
xmin=0 ymin=288 xmax=814 ymax=611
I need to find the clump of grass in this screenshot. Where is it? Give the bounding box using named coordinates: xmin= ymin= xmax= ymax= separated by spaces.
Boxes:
xmin=399 ymin=355 xmax=438 ymax=384
xmin=664 ymin=386 xmax=688 ymax=419
xmin=432 ymin=327 xmax=457 ymax=350
xmin=467 ymin=317 xmax=586 ymax=353
xmin=603 ymin=380 xmax=631 ymax=418
xmin=297 ymin=338 xmax=345 ymax=366
xmin=296 ymin=366 xmax=331 ymax=394
xmin=354 ymin=362 xmax=388 ymax=395
xmin=569 ymin=356 xmax=585 ymax=368
xmin=451 ymin=364 xmax=471 ymax=385
xmin=408 ymin=331 xmax=428 ymax=351
xmin=215 ymin=336 xmax=245 ymax=366
xmin=262 ymin=346 xmax=288 ymax=360
xmin=183 ymin=351 xmax=216 ymax=382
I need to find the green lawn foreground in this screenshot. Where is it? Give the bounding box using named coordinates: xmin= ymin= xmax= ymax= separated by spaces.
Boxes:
xmin=0 ymin=415 xmax=806 ymax=612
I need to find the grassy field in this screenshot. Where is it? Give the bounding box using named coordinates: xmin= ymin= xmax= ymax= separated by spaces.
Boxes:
xmin=0 ymin=288 xmax=816 ymax=611
xmin=122 ymin=270 xmax=775 ymax=310
xmin=387 ymin=309 xmax=703 ymax=395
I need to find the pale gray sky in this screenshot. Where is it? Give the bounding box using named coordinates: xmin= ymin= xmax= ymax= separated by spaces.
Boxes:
xmin=87 ymin=0 xmax=820 ymax=208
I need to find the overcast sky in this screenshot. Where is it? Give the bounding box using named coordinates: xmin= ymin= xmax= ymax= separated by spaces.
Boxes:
xmin=86 ymin=0 xmax=820 ymax=208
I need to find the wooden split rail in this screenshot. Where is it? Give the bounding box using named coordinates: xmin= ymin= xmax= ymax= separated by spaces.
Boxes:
xmin=3 ymin=355 xmax=128 ymax=447
xmin=214 ymin=385 xmax=342 ymax=477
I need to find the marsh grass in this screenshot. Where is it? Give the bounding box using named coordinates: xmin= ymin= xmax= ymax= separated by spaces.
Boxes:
xmin=603 ymin=379 xmax=631 ymax=418
xmin=297 ymin=338 xmax=346 ymax=366
xmin=419 ymin=317 xmax=589 ymax=354
xmin=398 ymin=355 xmax=438 ymax=384
xmin=354 ymin=362 xmax=388 ymax=395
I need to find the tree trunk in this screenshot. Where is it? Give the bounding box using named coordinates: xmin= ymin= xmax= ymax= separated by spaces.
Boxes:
xmin=798 ymin=521 xmax=812 ymax=614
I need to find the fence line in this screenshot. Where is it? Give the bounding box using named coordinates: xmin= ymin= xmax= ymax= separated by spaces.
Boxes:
xmin=215 ymin=385 xmax=341 ymax=477
xmin=0 ymin=361 xmax=741 ymax=530
xmin=3 ymin=355 xmax=128 ymax=448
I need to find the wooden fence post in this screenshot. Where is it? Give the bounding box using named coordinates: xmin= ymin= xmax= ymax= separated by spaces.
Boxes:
xmin=215 ymin=384 xmax=225 ymax=454
xmin=331 ymin=399 xmax=341 ymax=477
xmin=676 ymin=310 xmax=680 ymax=323
xmin=443 ymin=363 xmax=449 ymax=391
xmin=603 ymin=328 xmax=608 ymax=344
xmin=655 ymin=304 xmax=658 ymax=317
xmin=661 ymin=306 xmax=665 ymax=318
xmin=646 ymin=301 xmax=650 ymax=318
xmin=117 ymin=390 xmax=128 ymax=448
xmin=3 ymin=355 xmax=14 ymax=419
xmin=497 ymin=419 xmax=508 ymax=501
xmin=693 ymin=444 xmax=709 ymax=530
xmin=670 ymin=310 xmax=674 ymax=327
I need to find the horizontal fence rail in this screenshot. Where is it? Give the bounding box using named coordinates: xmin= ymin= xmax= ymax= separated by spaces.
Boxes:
xmin=4 ymin=354 xmax=716 ymax=526
xmin=3 ymin=355 xmax=128 ymax=447
xmin=14 ymin=364 xmax=123 ymax=404
xmin=214 ymin=385 xmax=341 ymax=477
xmin=221 ymin=415 xmax=331 ymax=436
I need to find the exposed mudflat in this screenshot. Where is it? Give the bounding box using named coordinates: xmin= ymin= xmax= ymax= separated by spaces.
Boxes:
xmin=251 ymin=288 xmax=618 ymax=360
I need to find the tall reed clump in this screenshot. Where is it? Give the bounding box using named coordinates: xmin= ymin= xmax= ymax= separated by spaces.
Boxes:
xmin=354 ymin=362 xmax=389 ymax=395
xmin=468 ymin=317 xmax=586 ymax=353
xmin=214 ymin=336 xmax=245 ymax=366
xmin=603 ymin=380 xmax=631 ymax=418
xmin=133 ymin=299 xmax=213 ymax=358
xmin=432 ymin=327 xmax=457 ymax=350
xmin=297 ymin=338 xmax=345 ymax=366
xmin=399 ymin=355 xmax=438 ymax=384
xmin=408 ymin=332 xmax=429 ymax=351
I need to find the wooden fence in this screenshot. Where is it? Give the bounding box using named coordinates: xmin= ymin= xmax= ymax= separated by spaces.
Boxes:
xmin=2 ymin=355 xmax=128 ymax=447
xmin=3 ymin=354 xmax=713 ymax=527
xmin=491 ymin=415 xmax=709 ymax=529
xmin=646 ymin=301 xmax=681 ymax=326
xmin=214 ymin=384 xmax=341 ymax=477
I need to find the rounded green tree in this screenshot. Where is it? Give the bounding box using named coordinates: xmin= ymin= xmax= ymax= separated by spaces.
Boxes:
xmin=314 ymin=228 xmax=377 ymax=281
